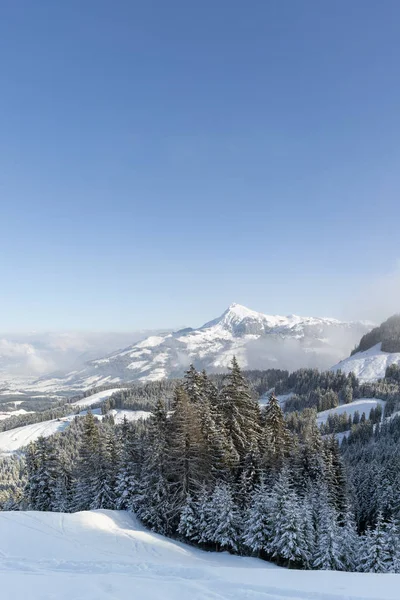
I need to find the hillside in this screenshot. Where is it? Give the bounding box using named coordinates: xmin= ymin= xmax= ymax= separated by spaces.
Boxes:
xmin=351 ymin=315 xmax=400 ymax=355
xmin=21 ymin=303 xmax=371 ymax=393
xmin=331 ymin=314 xmax=400 ymax=381
xmin=0 ymin=509 xmax=398 ymax=600
xmin=332 ymin=343 xmax=400 ymax=381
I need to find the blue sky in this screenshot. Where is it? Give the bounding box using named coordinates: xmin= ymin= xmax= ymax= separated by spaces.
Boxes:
xmin=0 ymin=0 xmax=399 ymax=330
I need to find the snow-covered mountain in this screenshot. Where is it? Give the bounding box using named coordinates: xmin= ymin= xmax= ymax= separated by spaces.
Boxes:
xmin=331 ymin=315 xmax=400 ymax=381
xmin=22 ymin=304 xmax=372 ymax=393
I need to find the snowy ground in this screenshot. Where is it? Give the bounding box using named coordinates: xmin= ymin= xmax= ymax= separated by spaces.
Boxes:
xmin=0 ymin=416 xmax=74 ymax=453
xmin=331 ymin=343 xmax=400 ymax=382
xmin=108 ymin=408 xmax=151 ymax=423
xmin=71 ymin=388 xmax=124 ymax=408
xmin=0 ymin=409 xmax=150 ymax=453
xmin=0 ymin=510 xmax=398 ymax=600
xmin=317 ymin=398 xmax=385 ymax=426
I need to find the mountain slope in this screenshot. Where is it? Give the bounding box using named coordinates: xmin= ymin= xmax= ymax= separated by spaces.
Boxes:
xmin=331 ymin=315 xmax=400 ymax=381
xmin=332 ymin=343 xmax=400 ymax=381
xmin=23 ymin=304 xmax=371 ymax=393
xmin=0 ymin=509 xmax=398 ymax=600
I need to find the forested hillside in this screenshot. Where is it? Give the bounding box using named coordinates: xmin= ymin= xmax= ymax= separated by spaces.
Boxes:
xmin=351 ymin=315 xmax=400 ymax=355
xmin=1 ymin=360 xmax=396 ymax=574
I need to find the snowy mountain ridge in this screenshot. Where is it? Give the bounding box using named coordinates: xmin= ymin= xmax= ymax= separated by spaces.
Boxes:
xmin=18 ymin=303 xmax=372 ymax=393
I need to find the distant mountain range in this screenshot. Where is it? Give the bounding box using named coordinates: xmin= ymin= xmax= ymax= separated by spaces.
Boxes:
xmin=19 ymin=304 xmax=373 ymax=393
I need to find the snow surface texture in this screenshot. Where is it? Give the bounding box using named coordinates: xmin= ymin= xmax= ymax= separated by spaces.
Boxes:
xmin=71 ymin=388 xmax=124 ymax=408
xmin=0 ymin=416 xmax=74 ymax=453
xmin=331 ymin=343 xmax=400 ymax=382
xmin=0 ymin=509 xmax=398 ymax=600
xmin=317 ymin=398 xmax=386 ymax=426
xmin=21 ymin=303 xmax=372 ymax=393
xmin=0 ymin=386 xmax=151 ymax=453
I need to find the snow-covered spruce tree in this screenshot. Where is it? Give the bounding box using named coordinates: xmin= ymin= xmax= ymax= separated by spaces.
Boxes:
xmin=383 ymin=516 xmax=400 ymax=573
xmin=136 ymin=398 xmax=171 ymax=535
xmin=33 ymin=437 xmax=60 ymax=511
xmin=166 ymin=386 xmax=205 ymax=522
xmin=73 ymin=411 xmax=101 ymax=511
xmin=115 ymin=417 xmax=140 ymax=511
xmin=339 ymin=505 xmax=359 ymax=572
xmin=300 ymin=491 xmax=316 ymax=569
xmin=261 ymin=393 xmax=291 ymax=473
xmin=219 ymin=357 xmax=261 ymax=466
xmin=183 ymin=364 xmax=205 ymax=404
xmin=324 ymin=436 xmax=348 ymax=518
xmin=236 ymin=444 xmax=262 ymax=511
xmin=269 ymin=470 xmax=309 ymax=568
xmin=312 ymin=484 xmax=343 ymax=571
xmin=193 ymin=483 xmax=212 ymax=545
xmin=90 ymin=428 xmax=118 ymax=510
xmin=358 ymin=512 xmax=390 ymax=573
xmin=24 ymin=442 xmax=40 ymax=510
xmin=177 ymin=494 xmax=198 ymax=542
xmin=206 ymin=481 xmax=240 ymax=552
xmin=242 ymin=479 xmax=272 ymax=557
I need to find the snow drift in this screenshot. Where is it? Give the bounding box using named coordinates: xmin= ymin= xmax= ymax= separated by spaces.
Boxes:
xmin=0 ymin=509 xmax=398 ymax=600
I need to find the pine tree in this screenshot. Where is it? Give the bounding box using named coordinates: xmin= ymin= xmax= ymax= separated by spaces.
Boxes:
xmin=312 ymin=484 xmax=343 ymax=571
xmin=177 ymin=494 xmax=198 ymax=542
xmin=206 ymin=482 xmax=239 ymax=552
xmin=359 ymin=513 xmax=390 ymax=573
xmin=269 ymin=470 xmax=309 ymax=568
xmin=339 ymin=506 xmax=359 ymax=572
xmin=242 ymin=480 xmax=272 ymax=556
xmin=262 ymin=394 xmax=291 ymax=472
xmin=73 ymin=412 xmax=101 ymax=511
xmin=384 ymin=516 xmax=400 ymax=573
xmin=193 ymin=484 xmax=212 ymax=544
xmin=136 ymin=398 xmax=171 ymax=534
xmin=219 ymin=357 xmax=261 ymax=465
xmin=167 ymin=386 xmax=204 ymax=519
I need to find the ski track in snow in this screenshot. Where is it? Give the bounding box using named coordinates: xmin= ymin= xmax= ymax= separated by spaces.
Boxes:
xmin=0 ymin=510 xmax=398 ymax=600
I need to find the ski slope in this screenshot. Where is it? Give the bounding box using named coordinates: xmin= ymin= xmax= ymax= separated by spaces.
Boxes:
xmin=0 ymin=510 xmax=398 ymax=600
xmin=317 ymin=398 xmax=385 ymax=426
xmin=71 ymin=388 xmax=124 ymax=408
xmin=0 ymin=416 xmax=74 ymax=453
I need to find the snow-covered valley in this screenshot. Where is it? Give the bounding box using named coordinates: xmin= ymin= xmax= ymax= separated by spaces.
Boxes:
xmin=0 ymin=509 xmax=398 ymax=600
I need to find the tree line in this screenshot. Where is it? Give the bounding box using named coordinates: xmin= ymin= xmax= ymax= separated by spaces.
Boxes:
xmin=19 ymin=360 xmax=400 ymax=573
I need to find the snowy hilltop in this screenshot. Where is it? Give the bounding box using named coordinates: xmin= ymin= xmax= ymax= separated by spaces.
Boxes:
xmin=22 ymin=303 xmax=372 ymax=393
xmin=331 ymin=315 xmax=400 ymax=381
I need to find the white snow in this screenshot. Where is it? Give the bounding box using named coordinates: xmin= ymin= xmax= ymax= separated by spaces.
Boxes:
xmin=317 ymin=398 xmax=386 ymax=425
xmin=0 ymin=417 xmax=74 ymax=453
xmin=332 ymin=343 xmax=400 ymax=382
xmin=0 ymin=509 xmax=398 ymax=600
xmin=0 ymin=408 xmax=33 ymax=421
xmin=71 ymin=388 xmax=124 ymax=408
xmin=108 ymin=409 xmax=151 ymax=423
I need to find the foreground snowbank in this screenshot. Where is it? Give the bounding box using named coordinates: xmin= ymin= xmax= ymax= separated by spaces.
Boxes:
xmin=0 ymin=510 xmax=398 ymax=600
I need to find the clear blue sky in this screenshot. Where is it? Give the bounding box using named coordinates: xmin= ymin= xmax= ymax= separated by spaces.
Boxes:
xmin=0 ymin=0 xmax=399 ymax=330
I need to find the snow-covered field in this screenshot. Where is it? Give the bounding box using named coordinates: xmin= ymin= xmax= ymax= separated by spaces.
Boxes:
xmin=0 ymin=509 xmax=398 ymax=600
xmin=0 ymin=417 xmax=74 ymax=453
xmin=332 ymin=343 xmax=400 ymax=382
xmin=108 ymin=408 xmax=151 ymax=423
xmin=317 ymin=398 xmax=385 ymax=426
xmin=71 ymin=388 xmax=124 ymax=408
